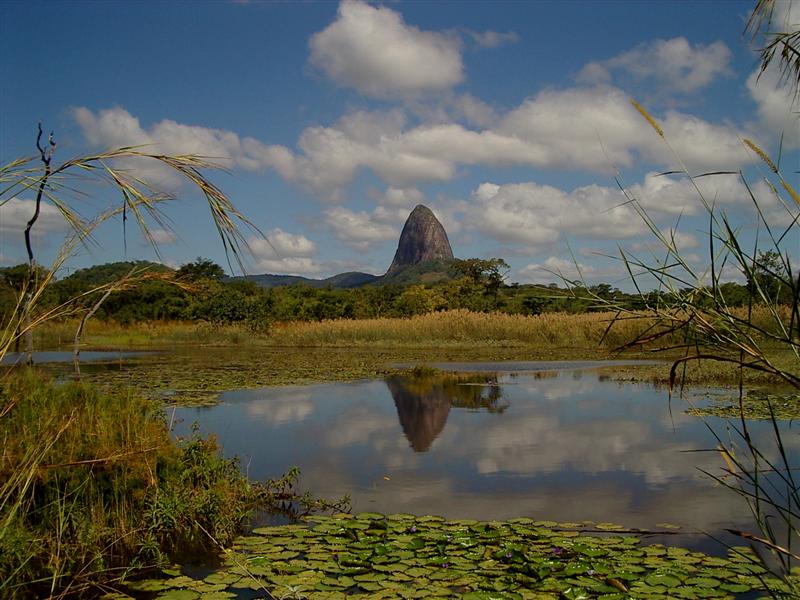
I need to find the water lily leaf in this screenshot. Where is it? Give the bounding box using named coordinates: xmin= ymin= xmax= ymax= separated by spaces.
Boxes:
xmin=577 ymin=547 xmax=606 ymax=558
xmin=357 ymin=512 xmax=385 ymax=520
xmin=405 ymin=567 xmax=431 ymax=578
xmin=407 ymin=538 xmax=426 ymax=550
xmin=127 ymin=580 xmax=169 ymax=592
xmin=720 ymin=582 xmax=750 ymax=593
xmin=162 ymin=575 xmax=194 ymax=589
xmin=563 ymin=561 xmax=592 ymax=576
xmin=162 ymin=512 xmax=780 ymax=599
xmin=267 ymin=550 xmax=299 ymax=560
xmin=154 ymin=591 xmax=200 ymax=600
xmin=358 ymin=581 xmax=384 ymax=591
xmin=686 ymin=576 xmax=721 ymax=587
xmin=594 ymin=523 xmax=624 ymax=531
xmin=417 ymin=515 xmax=445 ymax=523
xmin=644 ymin=573 xmax=682 ymax=587
xmin=560 ymin=587 xmax=590 ymax=600
xmin=386 ymin=513 xmax=417 ymax=521
xmin=604 ymin=577 xmax=628 ymax=592
xmin=461 ymin=592 xmax=522 ymax=600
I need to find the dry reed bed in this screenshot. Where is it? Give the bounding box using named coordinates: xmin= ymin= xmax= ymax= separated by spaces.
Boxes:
xmin=268 ymin=309 xmax=650 ymax=348
xmin=35 ymin=306 xmax=788 ymax=351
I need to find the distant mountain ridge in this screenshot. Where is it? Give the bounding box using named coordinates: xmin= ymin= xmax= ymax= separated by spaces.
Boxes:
xmin=238 ymin=204 xmax=457 ymax=289
xmin=238 ymin=271 xmax=380 ymax=289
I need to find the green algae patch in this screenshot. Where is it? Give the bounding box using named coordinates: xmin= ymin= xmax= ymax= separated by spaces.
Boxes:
xmin=127 ymin=513 xmax=782 ymax=598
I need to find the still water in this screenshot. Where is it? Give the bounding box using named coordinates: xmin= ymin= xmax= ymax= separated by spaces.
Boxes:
xmin=172 ymin=362 xmax=797 ymax=551
xmin=1 ymin=350 xmax=150 ymax=365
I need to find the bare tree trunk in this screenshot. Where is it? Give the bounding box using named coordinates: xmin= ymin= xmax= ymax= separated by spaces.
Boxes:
xmin=22 ymin=124 xmax=55 ymax=365
xmin=73 ymin=289 xmax=114 ymax=377
xmin=73 ymin=267 xmax=136 ymax=377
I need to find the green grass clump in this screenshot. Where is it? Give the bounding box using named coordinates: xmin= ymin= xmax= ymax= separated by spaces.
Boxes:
xmin=0 ymin=373 xmax=256 ymax=598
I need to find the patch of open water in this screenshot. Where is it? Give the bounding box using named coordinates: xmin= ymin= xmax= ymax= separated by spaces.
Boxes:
xmin=171 ymin=362 xmax=799 ymax=555
xmin=0 ymin=350 xmax=152 ymax=365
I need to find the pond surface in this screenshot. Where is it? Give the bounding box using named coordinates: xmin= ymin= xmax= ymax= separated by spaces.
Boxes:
xmin=1 ymin=349 xmax=151 ymax=365
xmin=172 ymin=362 xmax=798 ymax=554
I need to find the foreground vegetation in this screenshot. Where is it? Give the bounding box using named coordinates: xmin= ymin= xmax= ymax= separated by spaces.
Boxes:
xmin=1 ymin=2 xmax=797 ymax=596
xmin=27 ymin=306 xmax=797 ymax=398
xmin=0 ymin=372 xmax=347 ymax=598
xmin=1 ymin=255 xmax=785 ymax=334
xmin=0 ymin=374 xmax=248 ymax=596
xmin=124 ymin=512 xmax=786 ymax=599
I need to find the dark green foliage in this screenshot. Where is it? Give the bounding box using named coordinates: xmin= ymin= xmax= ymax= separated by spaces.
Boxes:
xmin=176 ymin=257 xmax=225 ymax=282
xmin=233 ymin=270 xmax=380 ymax=289
xmin=184 ymin=279 xmax=271 ymax=331
xmin=0 ymin=264 xmax=55 ymax=324
xmin=746 ymin=250 xmax=796 ymax=305
xmin=0 ymin=257 xmax=769 ymax=330
xmin=379 ymin=259 xmax=460 ymax=286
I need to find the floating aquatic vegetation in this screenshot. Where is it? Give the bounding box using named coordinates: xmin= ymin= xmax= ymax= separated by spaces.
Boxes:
xmin=689 ymin=391 xmax=800 ymax=420
xmin=47 ymin=346 xmax=608 ymax=407
xmin=119 ymin=513 xmax=789 ymax=599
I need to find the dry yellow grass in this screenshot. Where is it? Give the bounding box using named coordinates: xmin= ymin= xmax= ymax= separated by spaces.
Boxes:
xmin=266 ymin=309 xmax=652 ymax=349
xmin=34 ymin=306 xmax=789 ymax=353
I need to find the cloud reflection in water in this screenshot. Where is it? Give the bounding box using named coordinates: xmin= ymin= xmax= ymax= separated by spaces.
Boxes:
xmin=172 ymin=368 xmax=791 ymax=545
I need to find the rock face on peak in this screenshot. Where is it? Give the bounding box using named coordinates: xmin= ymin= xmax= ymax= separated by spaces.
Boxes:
xmin=387 ymin=205 xmax=454 ymax=274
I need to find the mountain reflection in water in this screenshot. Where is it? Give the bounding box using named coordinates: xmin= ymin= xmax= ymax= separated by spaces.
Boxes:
xmin=171 ymin=367 xmax=798 ymax=552
xmin=388 ymin=373 xmax=507 ymax=451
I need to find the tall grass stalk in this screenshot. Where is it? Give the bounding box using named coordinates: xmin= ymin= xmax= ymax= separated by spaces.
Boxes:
xmin=584 ymin=100 xmax=800 ymax=592
xmin=0 ymin=137 xmax=268 ymax=596
xmin=0 ymin=373 xmax=263 ymax=598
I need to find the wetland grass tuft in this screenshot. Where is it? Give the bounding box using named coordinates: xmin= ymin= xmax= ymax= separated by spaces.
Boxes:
xmin=0 ymin=373 xmax=308 ymax=598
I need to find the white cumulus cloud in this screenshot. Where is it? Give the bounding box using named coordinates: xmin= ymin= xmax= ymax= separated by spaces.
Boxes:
xmin=0 ymin=197 xmax=67 ymax=235
xmin=368 ymin=186 xmax=425 ymax=208
xmin=247 ymin=229 xmax=320 ymax=275
xmin=577 ymin=37 xmax=733 ymax=94
xmin=747 ymin=66 xmax=800 ymax=148
xmin=517 ymin=256 xmax=621 ymax=285
xmin=262 ymin=85 xmax=755 ymax=197
xmin=75 ymin=84 xmax=759 ymax=202
xmin=264 ymin=228 xmax=316 ymax=258
xmin=466 ymin=29 xmax=519 ymax=49
xmin=325 ymin=206 xmax=399 ymax=250
xmin=309 ymin=0 xmax=464 ymax=98
xmin=465 ymin=181 xmax=645 ymax=248
xmin=73 ymin=106 xmax=271 ymax=187
xmin=148 ymin=229 xmax=177 ymax=245
xmin=461 ymin=170 xmax=764 ymax=251
xmin=629 ymin=171 xmax=752 ymax=215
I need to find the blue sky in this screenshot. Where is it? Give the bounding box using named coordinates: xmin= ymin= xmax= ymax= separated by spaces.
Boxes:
xmin=1 ymin=0 xmax=798 ymax=287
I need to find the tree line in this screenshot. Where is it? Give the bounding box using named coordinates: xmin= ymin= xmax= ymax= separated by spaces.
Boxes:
xmin=0 ymin=254 xmax=789 ymax=331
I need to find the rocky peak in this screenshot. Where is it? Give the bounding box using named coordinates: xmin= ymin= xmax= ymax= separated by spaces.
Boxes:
xmin=387 ymin=204 xmax=454 ymax=274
